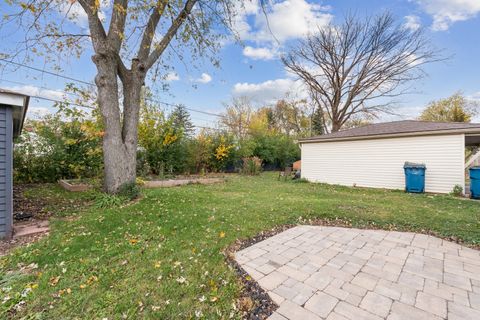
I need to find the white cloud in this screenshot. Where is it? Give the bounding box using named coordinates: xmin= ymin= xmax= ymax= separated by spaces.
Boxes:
xmin=28 ymin=107 xmax=51 ymax=119
xmin=254 ymin=0 xmax=333 ymax=42
xmin=232 ymin=78 xmax=305 ymax=105
xmin=471 ymin=91 xmax=480 ymax=100
xmin=195 ymin=73 xmax=212 ymax=84
xmin=165 ymin=72 xmax=180 ymax=81
xmin=58 ymin=0 xmax=110 ymax=27
xmin=233 ymin=0 xmax=333 ymax=43
xmin=413 ymin=0 xmax=480 ymax=31
xmin=403 ymin=15 xmax=421 ymax=31
xmin=4 ymin=85 xmax=64 ymax=101
xmin=242 ymin=46 xmax=276 ymax=60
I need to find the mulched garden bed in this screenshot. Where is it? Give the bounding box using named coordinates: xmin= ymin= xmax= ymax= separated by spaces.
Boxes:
xmin=0 ymin=185 xmax=52 ymax=255
xmin=224 ymin=217 xmax=480 ymax=319
xmin=13 ymin=184 xmax=51 ymax=220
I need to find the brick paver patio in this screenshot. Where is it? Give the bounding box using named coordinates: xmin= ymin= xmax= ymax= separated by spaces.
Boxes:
xmin=235 ymin=226 xmax=480 ymax=319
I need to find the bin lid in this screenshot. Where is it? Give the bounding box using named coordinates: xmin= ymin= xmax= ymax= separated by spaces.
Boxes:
xmin=404 ymin=162 xmax=426 ymax=169
xmin=469 ymin=166 xmax=480 ymax=171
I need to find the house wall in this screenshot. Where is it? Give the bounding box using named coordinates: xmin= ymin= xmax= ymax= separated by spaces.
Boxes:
xmin=301 ymin=134 xmax=465 ymax=194
xmin=0 ymin=105 xmax=12 ymax=238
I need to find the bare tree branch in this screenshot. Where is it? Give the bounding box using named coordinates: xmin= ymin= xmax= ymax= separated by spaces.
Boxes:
xmin=283 ymin=12 xmax=442 ymax=132
xmin=107 ymin=0 xmax=128 ymax=53
xmin=137 ymin=1 xmax=169 ymax=61
xmin=145 ymin=0 xmax=197 ymax=70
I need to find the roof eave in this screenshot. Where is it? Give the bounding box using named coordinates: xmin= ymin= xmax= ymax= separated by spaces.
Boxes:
xmin=298 ymin=128 xmax=480 ymax=144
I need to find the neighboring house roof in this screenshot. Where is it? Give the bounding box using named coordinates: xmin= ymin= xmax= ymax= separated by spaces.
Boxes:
xmin=0 ymin=89 xmax=30 ymax=138
xmin=299 ymin=120 xmax=480 ymax=144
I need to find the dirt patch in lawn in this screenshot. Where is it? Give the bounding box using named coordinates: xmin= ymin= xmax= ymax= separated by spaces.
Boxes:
xmin=13 ymin=185 xmax=51 ymax=220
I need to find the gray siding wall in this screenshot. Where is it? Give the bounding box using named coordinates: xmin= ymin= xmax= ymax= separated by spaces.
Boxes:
xmin=0 ymin=105 xmax=12 ymax=238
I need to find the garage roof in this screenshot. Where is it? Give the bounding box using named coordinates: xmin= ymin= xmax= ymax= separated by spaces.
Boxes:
xmin=299 ymin=120 xmax=480 ymax=143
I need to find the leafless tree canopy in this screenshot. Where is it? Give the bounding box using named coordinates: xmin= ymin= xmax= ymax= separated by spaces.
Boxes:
xmin=282 ymin=12 xmax=440 ymax=133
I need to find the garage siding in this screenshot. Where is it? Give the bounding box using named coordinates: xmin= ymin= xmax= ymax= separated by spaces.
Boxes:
xmin=0 ymin=105 xmax=12 ymax=238
xmin=301 ymin=134 xmax=465 ymax=194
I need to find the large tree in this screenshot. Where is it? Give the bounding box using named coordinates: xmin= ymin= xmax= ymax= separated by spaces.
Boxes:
xmin=419 ymin=92 xmax=479 ymax=123
xmin=1 ymin=0 xmax=240 ymax=193
xmin=283 ymin=12 xmax=439 ymax=133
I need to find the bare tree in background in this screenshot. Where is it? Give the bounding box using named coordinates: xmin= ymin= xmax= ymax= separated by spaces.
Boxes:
xmin=221 ymin=96 xmax=253 ymax=139
xmin=283 ymin=12 xmax=440 ymax=133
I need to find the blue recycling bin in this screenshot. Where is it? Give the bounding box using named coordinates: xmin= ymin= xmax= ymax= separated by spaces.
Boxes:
xmin=404 ymin=162 xmax=426 ymax=193
xmin=469 ymin=167 xmax=480 ymax=199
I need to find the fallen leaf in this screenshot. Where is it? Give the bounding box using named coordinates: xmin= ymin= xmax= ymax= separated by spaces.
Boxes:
xmin=49 ymin=276 xmax=60 ymax=286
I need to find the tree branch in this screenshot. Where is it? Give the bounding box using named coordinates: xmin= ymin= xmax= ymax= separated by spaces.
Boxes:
xmin=77 ymin=0 xmax=107 ymax=53
xmin=137 ymin=1 xmax=169 ymax=61
xmin=107 ymin=0 xmax=128 ymax=53
xmin=144 ymin=0 xmax=197 ymax=70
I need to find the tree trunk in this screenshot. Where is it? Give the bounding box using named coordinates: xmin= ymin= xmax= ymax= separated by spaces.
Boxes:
xmin=93 ymin=53 xmax=140 ymax=194
xmin=331 ymin=120 xmax=342 ymax=132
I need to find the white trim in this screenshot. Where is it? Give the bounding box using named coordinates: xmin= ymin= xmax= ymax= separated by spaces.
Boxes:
xmin=0 ymin=92 xmax=26 ymax=108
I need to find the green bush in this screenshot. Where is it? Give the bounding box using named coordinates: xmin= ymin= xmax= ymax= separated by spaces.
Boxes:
xmin=94 ymin=193 xmax=125 ymax=208
xmin=14 ymin=109 xmax=103 ymax=183
xmin=241 ymin=157 xmax=262 ymax=175
xmin=117 ymin=182 xmax=141 ymax=200
xmin=451 ymin=184 xmax=463 ymax=197
xmin=14 ymin=101 xmax=302 ymax=183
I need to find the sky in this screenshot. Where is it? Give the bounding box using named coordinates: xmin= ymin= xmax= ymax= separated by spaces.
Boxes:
xmin=0 ymin=0 xmax=480 ymax=128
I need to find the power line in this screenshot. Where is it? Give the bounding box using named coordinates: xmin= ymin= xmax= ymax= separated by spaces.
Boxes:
xmin=145 ymin=97 xmax=222 ymax=118
xmin=30 ymin=95 xmax=95 ymax=109
xmin=0 ymin=58 xmax=93 ymax=86
xmin=0 ymin=59 xmax=225 ymax=118
xmin=195 ymin=125 xmax=224 ymax=131
xmin=29 ymin=95 xmax=221 ymax=130
xmin=0 ymin=78 xmax=84 ymax=99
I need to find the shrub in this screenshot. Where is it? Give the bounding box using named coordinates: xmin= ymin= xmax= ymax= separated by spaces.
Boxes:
xmin=117 ymin=182 xmax=141 ymax=200
xmin=94 ymin=193 xmax=125 ymax=208
xmin=451 ymin=184 xmax=463 ymax=197
xmin=135 ymin=177 xmax=146 ymax=186
xmin=241 ymin=157 xmax=262 ymax=175
xmin=13 ymin=109 xmax=103 ymax=183
xmin=136 ymin=149 xmax=151 ymax=178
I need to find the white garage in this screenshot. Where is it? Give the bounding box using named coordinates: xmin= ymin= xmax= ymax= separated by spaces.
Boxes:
xmin=299 ymin=120 xmax=480 ymax=194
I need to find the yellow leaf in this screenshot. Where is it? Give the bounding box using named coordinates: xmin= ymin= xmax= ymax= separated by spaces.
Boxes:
xmin=219 ymin=231 xmax=225 ymax=238
xmin=49 ymin=276 xmax=60 ymax=286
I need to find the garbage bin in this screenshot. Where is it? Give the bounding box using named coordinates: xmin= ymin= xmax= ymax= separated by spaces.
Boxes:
xmin=469 ymin=167 xmax=480 ymax=199
xmin=404 ymin=162 xmax=426 ymax=193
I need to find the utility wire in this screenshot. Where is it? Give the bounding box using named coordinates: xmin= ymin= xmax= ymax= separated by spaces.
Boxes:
xmin=0 ymin=78 xmax=83 ymax=99
xmin=0 ymin=59 xmax=224 ymax=118
xmin=29 ymin=95 xmax=95 ymax=109
xmin=0 ymin=58 xmax=93 ymax=86
xmin=28 ymin=94 xmax=221 ymax=130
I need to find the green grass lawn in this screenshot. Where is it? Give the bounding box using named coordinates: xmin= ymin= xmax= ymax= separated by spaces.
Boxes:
xmin=1 ymin=173 xmax=479 ymax=319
